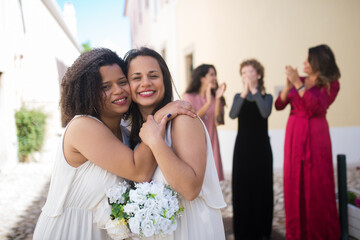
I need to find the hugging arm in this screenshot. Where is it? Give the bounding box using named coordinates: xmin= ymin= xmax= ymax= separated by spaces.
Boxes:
xmin=64 ymin=116 xmax=156 ymax=182
xmin=139 ymin=115 xmax=207 ymax=201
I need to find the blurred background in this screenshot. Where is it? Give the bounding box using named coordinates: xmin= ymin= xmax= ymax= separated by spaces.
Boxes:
xmin=1 ymin=0 xmax=359 ymax=173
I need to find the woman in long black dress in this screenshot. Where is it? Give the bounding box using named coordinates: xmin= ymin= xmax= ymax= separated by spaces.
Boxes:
xmin=229 ymin=59 xmax=273 ymax=240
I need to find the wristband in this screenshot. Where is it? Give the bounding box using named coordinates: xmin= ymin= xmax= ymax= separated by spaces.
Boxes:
xmin=297 ymin=85 xmax=305 ymax=92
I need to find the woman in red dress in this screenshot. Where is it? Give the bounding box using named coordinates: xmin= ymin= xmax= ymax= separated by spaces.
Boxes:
xmin=275 ymin=44 xmax=341 ymax=240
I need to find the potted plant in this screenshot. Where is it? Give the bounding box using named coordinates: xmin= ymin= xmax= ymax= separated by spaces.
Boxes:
xmin=348 ymin=189 xmax=360 ymax=239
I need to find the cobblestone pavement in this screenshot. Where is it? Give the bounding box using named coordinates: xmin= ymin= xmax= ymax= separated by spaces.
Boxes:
xmin=0 ymin=137 xmax=359 ymax=240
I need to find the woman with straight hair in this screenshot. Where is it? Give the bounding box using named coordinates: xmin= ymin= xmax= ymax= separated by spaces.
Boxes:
xmin=125 ymin=47 xmax=226 ymax=240
xmin=183 ymin=64 xmax=226 ymax=181
xmin=275 ymin=44 xmax=341 ymax=240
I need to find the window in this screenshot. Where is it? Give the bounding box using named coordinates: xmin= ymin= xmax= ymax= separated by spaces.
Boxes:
xmin=161 ymin=48 xmax=166 ymax=62
xmin=185 ymin=54 xmax=193 ymax=85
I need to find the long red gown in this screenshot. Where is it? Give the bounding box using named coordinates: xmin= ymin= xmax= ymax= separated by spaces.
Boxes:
xmin=275 ymin=78 xmax=341 ymax=240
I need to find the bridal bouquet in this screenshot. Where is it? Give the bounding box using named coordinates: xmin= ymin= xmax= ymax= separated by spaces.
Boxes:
xmin=104 ymin=180 xmax=184 ymax=239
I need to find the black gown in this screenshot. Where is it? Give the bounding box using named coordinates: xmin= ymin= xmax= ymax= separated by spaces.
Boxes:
xmin=232 ymin=98 xmax=273 ymax=240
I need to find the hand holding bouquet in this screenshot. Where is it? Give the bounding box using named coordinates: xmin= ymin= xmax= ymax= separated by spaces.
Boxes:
xmin=105 ymin=180 xmax=184 ymax=239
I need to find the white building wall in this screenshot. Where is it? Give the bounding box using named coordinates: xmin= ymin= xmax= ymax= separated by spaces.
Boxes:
xmin=0 ymin=0 xmax=80 ymax=172
xmin=125 ymin=0 xmax=179 ymax=95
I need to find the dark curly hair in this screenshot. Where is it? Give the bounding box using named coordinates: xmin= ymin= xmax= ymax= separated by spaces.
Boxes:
xmin=124 ymin=47 xmax=174 ymax=148
xmin=308 ymin=44 xmax=341 ymax=88
xmin=185 ymin=64 xmax=226 ymax=105
xmin=240 ymin=59 xmax=266 ymax=94
xmin=60 ymin=48 xmax=126 ymax=125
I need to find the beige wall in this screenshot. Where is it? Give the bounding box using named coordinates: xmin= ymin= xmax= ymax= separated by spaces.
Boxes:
xmin=176 ymin=0 xmax=360 ymax=131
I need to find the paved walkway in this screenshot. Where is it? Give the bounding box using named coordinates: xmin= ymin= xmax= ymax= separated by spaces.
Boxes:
xmin=0 ymin=136 xmax=359 ymax=239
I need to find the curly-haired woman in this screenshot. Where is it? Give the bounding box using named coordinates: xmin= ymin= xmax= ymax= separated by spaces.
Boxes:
xmin=33 ymin=48 xmax=195 ymax=239
xmin=229 ymin=59 xmax=273 ymax=240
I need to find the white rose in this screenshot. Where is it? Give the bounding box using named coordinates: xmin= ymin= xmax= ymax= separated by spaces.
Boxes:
xmin=123 ymin=203 xmax=140 ymax=215
xmin=106 ymin=181 xmax=129 ymax=204
xmin=141 ymin=219 xmax=156 ymax=237
xmin=158 ymin=217 xmax=174 ymax=234
xmin=128 ymin=216 xmax=140 ymax=235
xmin=105 ymin=219 xmax=129 ymax=240
xmin=144 ymin=198 xmax=157 ymax=209
xmin=129 ymin=189 xmax=147 ymax=204
xmin=166 ymin=220 xmax=177 ymax=234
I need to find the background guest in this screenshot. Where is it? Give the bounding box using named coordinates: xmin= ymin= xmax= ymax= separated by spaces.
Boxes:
xmin=275 ymin=44 xmax=341 ymax=240
xmin=230 ymin=59 xmax=273 ymax=240
xmin=183 ymin=64 xmax=226 ymax=181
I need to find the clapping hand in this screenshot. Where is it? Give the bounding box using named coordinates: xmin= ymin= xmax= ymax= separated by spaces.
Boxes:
xmin=247 ymin=74 xmax=258 ymax=95
xmin=216 ymin=82 xmax=226 ymax=99
xmin=240 ymin=76 xmax=250 ymax=98
xmin=285 ymin=65 xmax=300 ymax=85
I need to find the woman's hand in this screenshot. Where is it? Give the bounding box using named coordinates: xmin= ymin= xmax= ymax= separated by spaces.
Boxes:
xmin=153 ymin=100 xmax=197 ymax=122
xmin=285 ymin=65 xmax=302 ymax=89
xmin=140 ymin=115 xmax=168 ymax=149
xmin=247 ymin=74 xmax=259 ymax=95
xmin=240 ymin=76 xmax=250 ymax=98
xmin=216 ymin=82 xmax=226 ymax=99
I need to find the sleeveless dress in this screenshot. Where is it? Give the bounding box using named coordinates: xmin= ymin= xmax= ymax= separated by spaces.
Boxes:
xmin=33 ymin=115 xmax=129 ymax=240
xmin=142 ymin=119 xmax=226 ymax=240
xmin=232 ymin=97 xmax=273 ymax=239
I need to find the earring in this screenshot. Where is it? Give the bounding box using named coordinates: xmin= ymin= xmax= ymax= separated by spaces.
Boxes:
xmin=258 ymin=76 xmax=261 ymax=80
xmin=93 ymin=107 xmax=98 ymax=114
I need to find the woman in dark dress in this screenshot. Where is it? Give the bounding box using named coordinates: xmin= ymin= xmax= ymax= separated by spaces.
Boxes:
xmin=229 ymin=59 xmax=273 ymax=240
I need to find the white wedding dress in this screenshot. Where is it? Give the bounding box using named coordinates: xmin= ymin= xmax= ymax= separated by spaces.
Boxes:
xmin=142 ymin=119 xmax=226 ymax=240
xmin=33 ymin=115 xmax=129 ymax=240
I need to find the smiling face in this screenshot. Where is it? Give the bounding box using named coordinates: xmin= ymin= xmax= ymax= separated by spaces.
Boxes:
xmin=127 ymin=56 xmax=165 ymax=115
xmin=99 ymin=64 xmax=131 ymax=118
xmin=201 ymin=67 xmax=217 ymax=89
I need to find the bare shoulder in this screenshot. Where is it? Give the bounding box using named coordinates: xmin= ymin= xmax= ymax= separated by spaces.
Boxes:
xmin=65 ymin=116 xmax=108 ymax=143
xmin=171 ymin=115 xmax=205 ymax=135
xmin=67 ymin=116 xmax=103 ymax=132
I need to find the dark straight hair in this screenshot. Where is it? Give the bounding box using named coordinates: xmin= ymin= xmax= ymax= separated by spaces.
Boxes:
xmin=124 ymin=47 xmax=174 ymax=148
xmin=185 ymin=64 xmax=226 ymax=105
xmin=308 ymin=44 xmax=341 ymax=87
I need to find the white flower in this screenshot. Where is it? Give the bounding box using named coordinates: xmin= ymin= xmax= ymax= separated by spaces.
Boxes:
xmin=129 ymin=189 xmax=147 ymax=203
xmin=105 ymin=219 xmax=129 ymax=240
xmin=128 ymin=216 xmax=141 ymax=235
xmin=158 ymin=217 xmax=175 ymax=235
xmin=105 ymin=180 xmax=183 ymax=239
xmin=106 ymin=181 xmax=129 ymax=204
xmin=123 ymin=202 xmax=140 ymax=215
xmin=141 ymin=219 xmax=156 ymax=237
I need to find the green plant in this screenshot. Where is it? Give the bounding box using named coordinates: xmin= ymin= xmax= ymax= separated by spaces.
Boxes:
xmin=15 ymin=106 xmax=47 ymax=162
xmin=348 ymin=191 xmax=357 ymax=205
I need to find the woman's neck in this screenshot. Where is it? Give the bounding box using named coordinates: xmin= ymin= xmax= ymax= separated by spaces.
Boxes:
xmin=306 ymin=73 xmax=318 ymax=88
xmin=100 ymin=115 xmax=122 ymax=139
xmin=199 ymin=84 xmax=207 ymax=97
xmin=139 ymin=106 xmax=155 ymax=122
